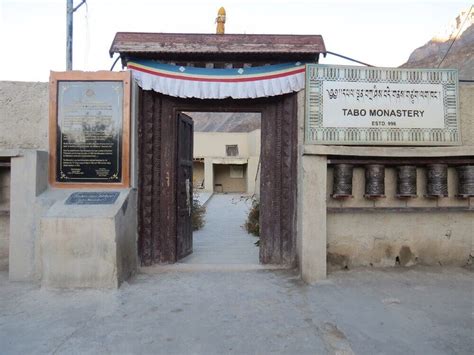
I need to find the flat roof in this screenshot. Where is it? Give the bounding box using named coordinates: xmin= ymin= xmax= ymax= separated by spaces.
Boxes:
xmin=110 ymin=32 xmax=326 ymax=62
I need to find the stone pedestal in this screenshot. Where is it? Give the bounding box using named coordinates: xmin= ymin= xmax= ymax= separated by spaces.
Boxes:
xmin=40 ymin=189 xmax=137 ymax=288
xmin=9 ymin=150 xmax=48 ymax=281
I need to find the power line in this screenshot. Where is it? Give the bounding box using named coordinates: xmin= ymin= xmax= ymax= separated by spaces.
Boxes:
xmin=324 ymin=51 xmax=375 ymax=67
xmin=110 ymin=55 xmax=121 ymax=71
xmin=437 ymin=5 xmax=473 ymax=68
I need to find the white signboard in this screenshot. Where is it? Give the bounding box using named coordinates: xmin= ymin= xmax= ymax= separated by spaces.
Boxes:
xmin=305 ymin=65 xmax=460 ymax=145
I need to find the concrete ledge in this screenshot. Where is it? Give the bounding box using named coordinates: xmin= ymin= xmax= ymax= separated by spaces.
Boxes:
xmin=40 ymin=189 xmax=137 ymax=288
xmin=210 ymin=158 xmax=248 ymax=165
xmin=328 ymin=206 xmax=473 ymax=213
xmin=0 ymin=149 xmax=23 ymax=158
xmin=304 ymin=145 xmax=474 ymax=157
xmin=140 ymin=263 xmax=290 ymax=273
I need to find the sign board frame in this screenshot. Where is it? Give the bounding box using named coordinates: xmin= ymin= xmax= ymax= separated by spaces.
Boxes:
xmin=49 ymin=71 xmax=131 ymax=188
xmin=305 ymin=64 xmax=461 ymax=146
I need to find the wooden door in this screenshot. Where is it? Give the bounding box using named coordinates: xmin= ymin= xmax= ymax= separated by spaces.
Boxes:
xmin=138 ymin=92 xmax=297 ymax=266
xmin=176 ymin=113 xmax=194 ymax=260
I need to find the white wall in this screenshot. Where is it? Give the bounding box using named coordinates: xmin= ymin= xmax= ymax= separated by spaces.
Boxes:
xmin=326 ymin=166 xmax=474 ymax=270
xmin=194 ymin=130 xmax=261 ymax=194
xmin=298 ymin=84 xmax=474 ymax=283
xmin=194 ymin=130 xmax=261 ymax=158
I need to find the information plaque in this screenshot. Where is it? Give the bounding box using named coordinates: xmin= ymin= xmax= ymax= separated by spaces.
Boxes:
xmin=65 ymin=191 xmax=120 ymax=205
xmin=49 ymin=71 xmax=131 ymax=187
xmin=305 ymin=65 xmax=460 ymax=146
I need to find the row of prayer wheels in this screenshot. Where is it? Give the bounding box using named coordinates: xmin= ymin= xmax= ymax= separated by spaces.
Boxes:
xmin=332 ymin=164 xmax=474 ymax=198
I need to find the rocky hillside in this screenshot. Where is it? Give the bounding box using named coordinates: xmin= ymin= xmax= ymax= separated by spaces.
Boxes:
xmin=400 ymin=9 xmax=473 ymax=80
xmin=184 ymin=112 xmax=261 ymax=132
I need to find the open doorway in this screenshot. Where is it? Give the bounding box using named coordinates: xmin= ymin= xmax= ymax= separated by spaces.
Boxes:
xmin=137 ymin=92 xmax=297 ymax=267
xmin=180 ymin=112 xmax=261 ymax=265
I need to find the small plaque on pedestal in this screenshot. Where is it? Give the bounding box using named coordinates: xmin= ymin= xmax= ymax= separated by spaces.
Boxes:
xmin=65 ymin=191 xmax=120 ymax=205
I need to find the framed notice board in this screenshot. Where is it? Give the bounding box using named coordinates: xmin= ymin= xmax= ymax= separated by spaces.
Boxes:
xmin=49 ymin=71 xmax=131 ymax=188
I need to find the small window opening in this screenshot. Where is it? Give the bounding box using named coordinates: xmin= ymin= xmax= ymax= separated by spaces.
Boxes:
xmin=226 ymin=145 xmax=239 ymax=157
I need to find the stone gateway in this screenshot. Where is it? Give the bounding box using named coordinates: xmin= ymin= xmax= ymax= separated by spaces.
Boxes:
xmin=0 ymin=32 xmax=472 ymax=288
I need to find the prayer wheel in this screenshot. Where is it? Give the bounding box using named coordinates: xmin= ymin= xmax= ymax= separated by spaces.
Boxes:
xmin=332 ymin=164 xmax=353 ymax=198
xmin=426 ymin=164 xmax=448 ymax=197
xmin=396 ymin=165 xmax=417 ymax=197
xmin=365 ymin=164 xmax=385 ymax=197
xmin=456 ymin=165 xmax=474 ymax=197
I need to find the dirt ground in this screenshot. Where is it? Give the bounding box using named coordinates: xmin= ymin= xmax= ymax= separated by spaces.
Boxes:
xmin=0 ymin=266 xmax=473 ymax=355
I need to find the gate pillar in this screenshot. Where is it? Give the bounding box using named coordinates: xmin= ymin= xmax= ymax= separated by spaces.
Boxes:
xmin=299 ymin=154 xmax=327 ymax=283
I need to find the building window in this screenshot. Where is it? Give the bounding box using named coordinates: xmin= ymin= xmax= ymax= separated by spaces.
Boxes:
xmin=230 ymin=165 xmax=244 ymax=178
xmin=226 ymin=145 xmax=239 ymax=157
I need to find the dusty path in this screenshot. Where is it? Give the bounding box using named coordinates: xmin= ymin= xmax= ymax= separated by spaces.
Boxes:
xmin=181 ymin=193 xmax=259 ymax=265
xmin=1 ymin=267 xmax=473 ymax=354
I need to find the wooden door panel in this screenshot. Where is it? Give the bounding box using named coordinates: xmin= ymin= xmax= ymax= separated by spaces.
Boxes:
xmin=176 ymin=113 xmax=194 ymax=260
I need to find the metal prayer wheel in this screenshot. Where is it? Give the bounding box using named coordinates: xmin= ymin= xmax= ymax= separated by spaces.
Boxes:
xmin=426 ymin=164 xmax=448 ymax=197
xmin=332 ymin=164 xmax=353 ymax=198
xmin=365 ymin=164 xmax=385 ymax=197
xmin=456 ymin=165 xmax=474 ymax=197
xmin=396 ymin=165 xmax=417 ymax=197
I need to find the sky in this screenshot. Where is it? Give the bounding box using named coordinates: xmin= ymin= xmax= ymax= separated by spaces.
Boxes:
xmin=0 ymin=0 xmax=470 ymax=82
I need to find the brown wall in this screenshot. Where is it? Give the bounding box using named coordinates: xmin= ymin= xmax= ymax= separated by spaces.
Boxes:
xmin=213 ymin=164 xmax=247 ymax=193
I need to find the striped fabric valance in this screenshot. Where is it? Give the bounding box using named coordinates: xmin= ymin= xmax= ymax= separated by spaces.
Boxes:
xmin=127 ymin=59 xmax=306 ymax=99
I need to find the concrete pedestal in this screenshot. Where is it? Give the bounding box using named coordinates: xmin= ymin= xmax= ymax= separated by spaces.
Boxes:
xmin=9 ymin=150 xmax=48 ymax=281
xmin=40 ymin=189 xmax=137 ymax=288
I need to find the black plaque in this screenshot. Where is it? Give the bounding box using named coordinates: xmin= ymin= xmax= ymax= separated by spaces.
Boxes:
xmin=65 ymin=191 xmax=120 ymax=205
xmin=56 ymin=81 xmax=123 ymax=183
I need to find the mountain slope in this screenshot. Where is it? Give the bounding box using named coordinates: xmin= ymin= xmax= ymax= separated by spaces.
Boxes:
xmin=400 ymin=9 xmax=473 ymax=80
xmin=184 ymin=112 xmax=261 ymax=132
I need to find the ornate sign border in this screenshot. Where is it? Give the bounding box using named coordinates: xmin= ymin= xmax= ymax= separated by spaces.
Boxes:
xmin=49 ymin=71 xmax=131 ymax=188
xmin=305 ymin=64 xmax=461 ymax=146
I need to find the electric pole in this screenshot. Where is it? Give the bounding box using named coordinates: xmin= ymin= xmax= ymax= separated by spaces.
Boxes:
xmin=66 ymin=0 xmax=86 ymax=71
